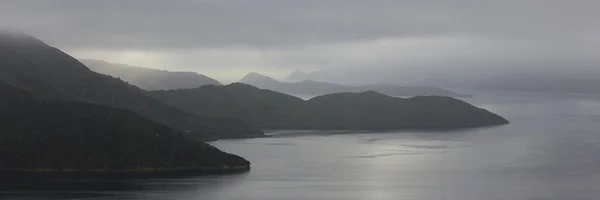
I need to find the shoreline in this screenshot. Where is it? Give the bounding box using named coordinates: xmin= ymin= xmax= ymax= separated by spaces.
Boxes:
xmin=0 ymin=166 xmax=250 ymax=179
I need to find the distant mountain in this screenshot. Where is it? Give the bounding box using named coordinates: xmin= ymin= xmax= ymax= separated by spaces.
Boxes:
xmin=472 ymin=76 xmax=600 ymax=94
xmin=422 ymin=66 xmax=600 ymax=94
xmin=0 ymin=81 xmax=249 ymax=176
xmin=285 ymin=69 xmax=310 ymax=82
xmin=241 ymin=72 xmax=280 ymax=85
xmin=281 ymin=66 xmax=600 ymax=95
xmin=81 ymin=59 xmax=221 ymax=91
xmin=150 ymin=83 xmax=508 ymax=130
xmin=241 ymin=72 xmax=469 ymax=97
xmin=0 ymin=32 xmax=263 ymax=140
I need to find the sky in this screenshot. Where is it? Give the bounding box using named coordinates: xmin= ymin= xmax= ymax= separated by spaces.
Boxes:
xmin=1 ymin=0 xmax=599 ymax=82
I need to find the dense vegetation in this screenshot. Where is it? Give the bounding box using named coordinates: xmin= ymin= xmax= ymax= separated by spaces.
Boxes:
xmin=150 ymin=83 xmax=509 ymax=130
xmin=0 ymin=32 xmax=263 ymax=140
xmin=241 ymin=72 xmax=470 ymax=97
xmin=81 ymin=59 xmax=222 ymax=91
xmin=0 ymin=81 xmax=249 ymax=172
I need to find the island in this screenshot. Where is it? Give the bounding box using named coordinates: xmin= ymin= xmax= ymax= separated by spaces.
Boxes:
xmin=150 ymin=83 xmax=509 ymax=130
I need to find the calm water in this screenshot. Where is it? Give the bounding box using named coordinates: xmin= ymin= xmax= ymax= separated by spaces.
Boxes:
xmin=2 ymin=91 xmax=600 ymax=200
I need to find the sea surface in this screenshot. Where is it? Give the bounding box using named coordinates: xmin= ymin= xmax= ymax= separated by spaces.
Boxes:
xmin=2 ymin=90 xmax=600 ymax=200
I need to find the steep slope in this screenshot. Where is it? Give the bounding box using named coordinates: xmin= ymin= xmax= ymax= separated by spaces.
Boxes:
xmin=150 ymin=83 xmax=508 ymax=130
xmin=241 ymin=72 xmax=469 ymax=98
xmin=81 ymin=59 xmax=222 ymax=91
xmin=0 ymin=81 xmax=249 ymax=175
xmin=0 ymin=32 xmax=263 ymax=140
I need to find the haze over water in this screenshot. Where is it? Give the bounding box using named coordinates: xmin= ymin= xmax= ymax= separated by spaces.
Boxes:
xmin=2 ymin=90 xmax=600 ymax=200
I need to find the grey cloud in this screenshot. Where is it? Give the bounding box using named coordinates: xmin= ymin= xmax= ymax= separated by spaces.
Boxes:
xmin=0 ymin=0 xmax=599 ymax=82
xmin=1 ymin=0 xmax=598 ymax=50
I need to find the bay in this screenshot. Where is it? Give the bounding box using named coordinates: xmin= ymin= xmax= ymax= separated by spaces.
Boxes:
xmin=2 ymin=90 xmax=600 ymax=200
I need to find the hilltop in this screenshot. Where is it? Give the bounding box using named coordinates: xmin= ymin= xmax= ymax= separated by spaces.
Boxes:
xmin=81 ymin=59 xmax=222 ymax=91
xmin=241 ymin=72 xmax=470 ymax=98
xmin=150 ymin=83 xmax=508 ymax=130
xmin=0 ymin=81 xmax=249 ymax=177
xmin=0 ymin=32 xmax=262 ymax=140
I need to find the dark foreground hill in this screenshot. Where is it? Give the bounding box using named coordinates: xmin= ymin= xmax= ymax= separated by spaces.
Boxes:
xmin=0 ymin=81 xmax=249 ymax=178
xmin=81 ymin=59 xmax=222 ymax=91
xmin=150 ymin=83 xmax=508 ymax=130
xmin=242 ymin=72 xmax=470 ymax=98
xmin=0 ymin=32 xmax=262 ymax=140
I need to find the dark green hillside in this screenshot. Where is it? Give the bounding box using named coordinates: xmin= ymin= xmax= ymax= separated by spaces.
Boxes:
xmin=0 ymin=82 xmax=249 ymax=173
xmin=150 ymin=83 xmax=508 ymax=130
xmin=152 ymin=83 xmax=304 ymax=129
xmin=0 ymin=32 xmax=262 ymax=140
xmin=301 ymin=92 xmax=506 ymax=129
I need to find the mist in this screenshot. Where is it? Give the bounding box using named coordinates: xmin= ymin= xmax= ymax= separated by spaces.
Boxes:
xmin=1 ymin=0 xmax=598 ymax=85
xmin=3 ymin=1 xmax=600 ymax=199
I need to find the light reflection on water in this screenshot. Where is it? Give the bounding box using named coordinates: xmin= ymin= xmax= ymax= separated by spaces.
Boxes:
xmin=2 ymin=91 xmax=600 ymax=200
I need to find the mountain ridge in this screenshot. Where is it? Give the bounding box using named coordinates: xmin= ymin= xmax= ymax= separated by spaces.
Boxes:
xmin=150 ymin=83 xmax=508 ymax=130
xmin=0 ymin=80 xmax=250 ymax=177
xmin=0 ymin=32 xmax=263 ymax=140
xmin=241 ymin=72 xmax=470 ymax=98
xmin=81 ymin=59 xmax=222 ymax=91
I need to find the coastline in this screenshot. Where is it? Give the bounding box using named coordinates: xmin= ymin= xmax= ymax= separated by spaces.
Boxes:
xmin=0 ymin=166 xmax=250 ymax=179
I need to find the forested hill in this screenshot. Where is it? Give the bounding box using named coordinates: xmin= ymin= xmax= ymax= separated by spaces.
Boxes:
xmin=0 ymin=81 xmax=249 ymax=174
xmin=150 ymin=83 xmax=508 ymax=130
xmin=0 ymin=32 xmax=262 ymax=140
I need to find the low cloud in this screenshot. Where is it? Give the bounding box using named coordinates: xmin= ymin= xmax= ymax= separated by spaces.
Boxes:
xmin=1 ymin=0 xmax=599 ymax=81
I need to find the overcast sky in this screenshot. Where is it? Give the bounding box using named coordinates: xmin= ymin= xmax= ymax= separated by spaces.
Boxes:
xmin=1 ymin=0 xmax=598 ymax=82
